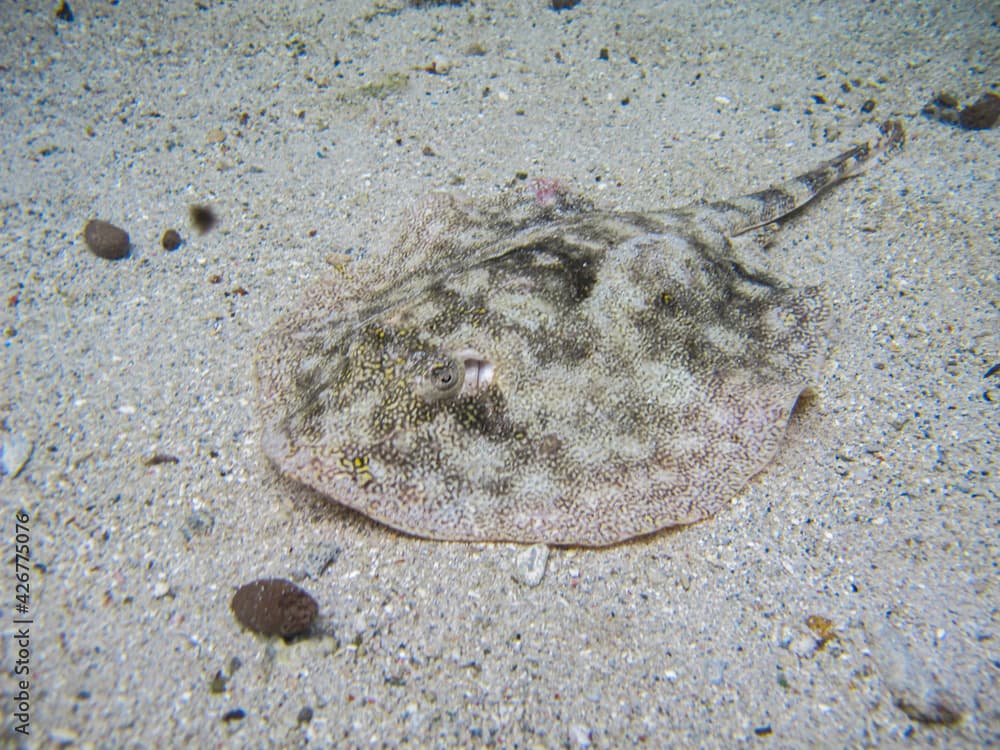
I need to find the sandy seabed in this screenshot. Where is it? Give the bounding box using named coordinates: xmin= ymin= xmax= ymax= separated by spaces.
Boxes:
xmin=1 ymin=1 xmax=997 ymax=747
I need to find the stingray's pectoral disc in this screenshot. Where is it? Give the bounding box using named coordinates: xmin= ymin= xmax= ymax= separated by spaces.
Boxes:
xmin=255 ymin=121 xmax=904 ymax=545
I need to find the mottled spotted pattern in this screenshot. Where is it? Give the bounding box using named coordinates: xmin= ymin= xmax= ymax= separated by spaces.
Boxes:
xmin=256 ymin=121 xmax=904 ymax=545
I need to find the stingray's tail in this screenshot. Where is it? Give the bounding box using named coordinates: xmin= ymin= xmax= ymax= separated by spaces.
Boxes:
xmin=695 ymin=119 xmax=905 ymax=237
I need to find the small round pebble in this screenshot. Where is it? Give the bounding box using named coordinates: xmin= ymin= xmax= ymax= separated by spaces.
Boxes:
xmin=230 ymin=578 xmax=318 ymax=637
xmin=84 ymin=219 xmax=130 ymax=260
xmin=161 ymin=228 xmax=182 ymax=251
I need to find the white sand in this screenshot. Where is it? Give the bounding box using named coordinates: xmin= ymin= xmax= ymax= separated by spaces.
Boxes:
xmin=1 ymin=1 xmax=996 ymax=747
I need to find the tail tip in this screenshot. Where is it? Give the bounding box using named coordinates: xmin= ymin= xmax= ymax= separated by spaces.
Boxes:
xmin=878 ymin=119 xmax=906 ymax=152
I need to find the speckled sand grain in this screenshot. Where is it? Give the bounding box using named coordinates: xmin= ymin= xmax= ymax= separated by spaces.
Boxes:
xmin=0 ymin=1 xmax=996 ymax=747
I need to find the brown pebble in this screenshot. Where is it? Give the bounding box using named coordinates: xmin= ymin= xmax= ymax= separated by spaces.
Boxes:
xmin=230 ymin=578 xmax=318 ymax=637
xmin=935 ymin=91 xmax=959 ymax=109
xmin=143 ymin=453 xmax=180 ymax=466
xmin=55 ymin=1 xmax=73 ymax=22
xmin=84 ymin=219 xmax=130 ymax=260
xmin=161 ymin=228 xmax=182 ymax=251
xmin=209 ymin=671 xmax=227 ymax=694
xmin=190 ymin=204 xmax=218 ymax=234
xmin=959 ymin=92 xmax=1000 ymax=130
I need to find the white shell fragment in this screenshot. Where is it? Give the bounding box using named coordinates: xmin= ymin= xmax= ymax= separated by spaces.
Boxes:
xmin=0 ymin=432 xmax=34 ymax=479
xmin=513 ymin=544 xmax=550 ymax=587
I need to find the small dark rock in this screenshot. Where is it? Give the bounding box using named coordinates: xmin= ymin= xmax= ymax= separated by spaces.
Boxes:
xmin=144 ymin=453 xmax=180 ymax=466
xmin=231 ymin=578 xmax=318 ymax=637
xmin=550 ymin=0 xmax=580 ymax=9
xmin=221 ymin=708 xmax=246 ymax=723
xmin=209 ymin=671 xmax=227 ymax=694
xmin=55 ymin=1 xmax=73 ymax=22
xmin=161 ymin=228 xmax=182 ymax=251
xmin=959 ymin=92 xmax=1000 ymax=130
xmin=190 ymin=204 xmax=218 ymax=234
xmin=934 ymin=91 xmax=960 ymax=109
xmin=297 ymin=706 xmax=314 ymax=725
xmin=84 ymin=219 xmax=130 ymax=260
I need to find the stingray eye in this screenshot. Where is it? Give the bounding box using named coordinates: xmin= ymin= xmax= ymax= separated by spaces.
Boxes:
xmin=430 ymin=362 xmax=459 ymax=389
xmin=418 ymin=358 xmax=464 ymax=402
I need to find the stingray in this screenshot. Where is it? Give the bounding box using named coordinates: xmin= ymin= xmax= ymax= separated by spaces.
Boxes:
xmin=255 ymin=120 xmax=904 ymax=546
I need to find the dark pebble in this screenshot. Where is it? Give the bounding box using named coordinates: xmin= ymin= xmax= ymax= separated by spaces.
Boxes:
xmin=209 ymin=671 xmax=227 ymax=694
xmin=84 ymin=219 xmax=130 ymax=260
xmin=935 ymin=91 xmax=959 ymax=109
xmin=144 ymin=453 xmax=180 ymax=466
xmin=55 ymin=1 xmax=73 ymax=22
xmin=297 ymin=706 xmax=314 ymax=724
xmin=959 ymin=92 xmax=1000 ymax=130
xmin=231 ymin=578 xmax=318 ymax=637
xmin=190 ymin=204 xmax=218 ymax=234
xmin=221 ymin=708 xmax=246 ymax=723
xmin=161 ymin=228 xmax=182 ymax=251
